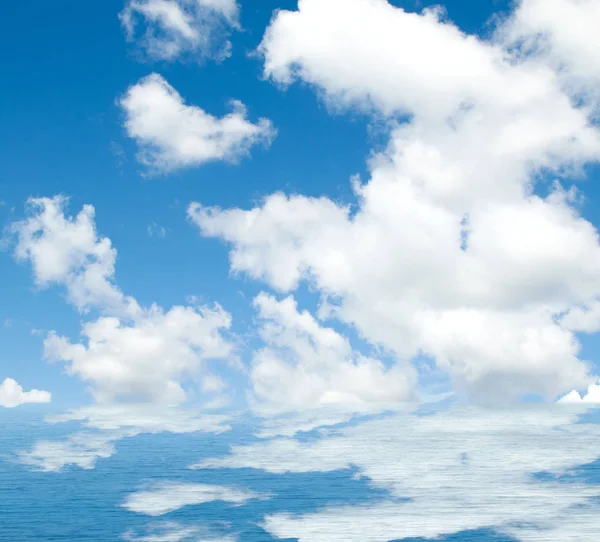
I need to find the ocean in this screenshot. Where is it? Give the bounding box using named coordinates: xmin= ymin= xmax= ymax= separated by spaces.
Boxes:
xmin=1 ymin=405 xmax=599 ymax=542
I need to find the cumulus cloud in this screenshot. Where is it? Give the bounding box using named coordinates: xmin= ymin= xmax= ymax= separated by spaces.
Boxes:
xmin=502 ymin=0 xmax=600 ymax=103
xmin=558 ymin=380 xmax=600 ymax=404
xmin=11 ymin=196 xmax=139 ymax=317
xmin=247 ymin=292 xmax=416 ymax=412
xmin=123 ymin=481 xmax=268 ymax=516
xmin=119 ymin=74 xmax=276 ymax=173
xmin=44 ymin=304 xmax=233 ymax=404
xmin=11 ymin=196 xmax=236 ymax=405
xmin=0 ymin=378 xmax=51 ymax=408
xmin=195 ymin=405 xmax=600 ymax=541
xmin=190 ymin=0 xmax=600 ymax=402
xmin=120 ymin=0 xmax=240 ymax=62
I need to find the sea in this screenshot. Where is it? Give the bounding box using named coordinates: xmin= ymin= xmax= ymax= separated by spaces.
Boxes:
xmin=1 ymin=405 xmax=599 ymax=542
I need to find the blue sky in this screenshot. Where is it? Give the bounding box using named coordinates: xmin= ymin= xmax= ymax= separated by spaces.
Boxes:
xmin=2 ymin=0 xmax=600 ymax=412
xmin=1 ymin=0 xmax=377 ymax=408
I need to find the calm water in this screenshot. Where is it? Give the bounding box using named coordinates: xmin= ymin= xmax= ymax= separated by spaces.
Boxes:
xmin=0 ymin=406 xmax=599 ymax=542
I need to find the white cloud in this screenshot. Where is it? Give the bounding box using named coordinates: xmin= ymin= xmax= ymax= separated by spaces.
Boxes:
xmin=123 ymin=481 xmax=268 ymax=516
xmin=502 ymin=0 xmax=600 ymax=103
xmin=11 ymin=196 xmax=139 ymax=317
xmin=148 ymin=222 xmax=167 ymax=238
xmin=120 ymin=74 xmax=276 ymax=173
xmin=190 ymin=189 xmax=597 ymax=402
xmin=195 ymin=405 xmax=600 ymax=541
xmin=558 ymin=380 xmax=600 ymax=404
xmin=120 ymin=0 xmax=240 ymax=62
xmin=247 ymin=292 xmax=416 ymax=412
xmin=196 ymin=0 xmax=238 ymax=22
xmin=201 ymin=374 xmax=227 ymax=394
xmin=258 ymin=0 xmax=599 ymax=132
xmin=44 ymin=303 xmax=234 ymax=404
xmin=190 ymin=0 xmax=600 ymax=402
xmin=0 ymin=378 xmax=51 ymax=408
xmin=11 ymin=196 xmax=236 ymax=405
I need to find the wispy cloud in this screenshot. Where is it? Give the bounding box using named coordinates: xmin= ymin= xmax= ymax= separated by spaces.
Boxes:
xmin=120 ymin=0 xmax=240 ymax=62
xmin=147 ymin=222 xmax=167 ymax=238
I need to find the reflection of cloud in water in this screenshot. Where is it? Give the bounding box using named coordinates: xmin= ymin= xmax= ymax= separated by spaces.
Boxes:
xmin=17 ymin=404 xmax=234 ymax=472
xmin=194 ymin=405 xmax=600 ymax=541
xmin=9 ymin=404 xmax=600 ymax=542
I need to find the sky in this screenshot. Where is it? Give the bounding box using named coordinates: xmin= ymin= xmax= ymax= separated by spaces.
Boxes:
xmin=2 ymin=0 xmax=600 ymax=413
xmin=2 ymin=3 xmax=600 ymax=541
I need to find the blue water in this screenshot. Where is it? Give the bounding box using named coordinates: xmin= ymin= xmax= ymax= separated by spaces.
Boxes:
xmin=1 ymin=408 xmax=599 ymax=542
xmin=0 ymin=414 xmax=387 ymax=541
